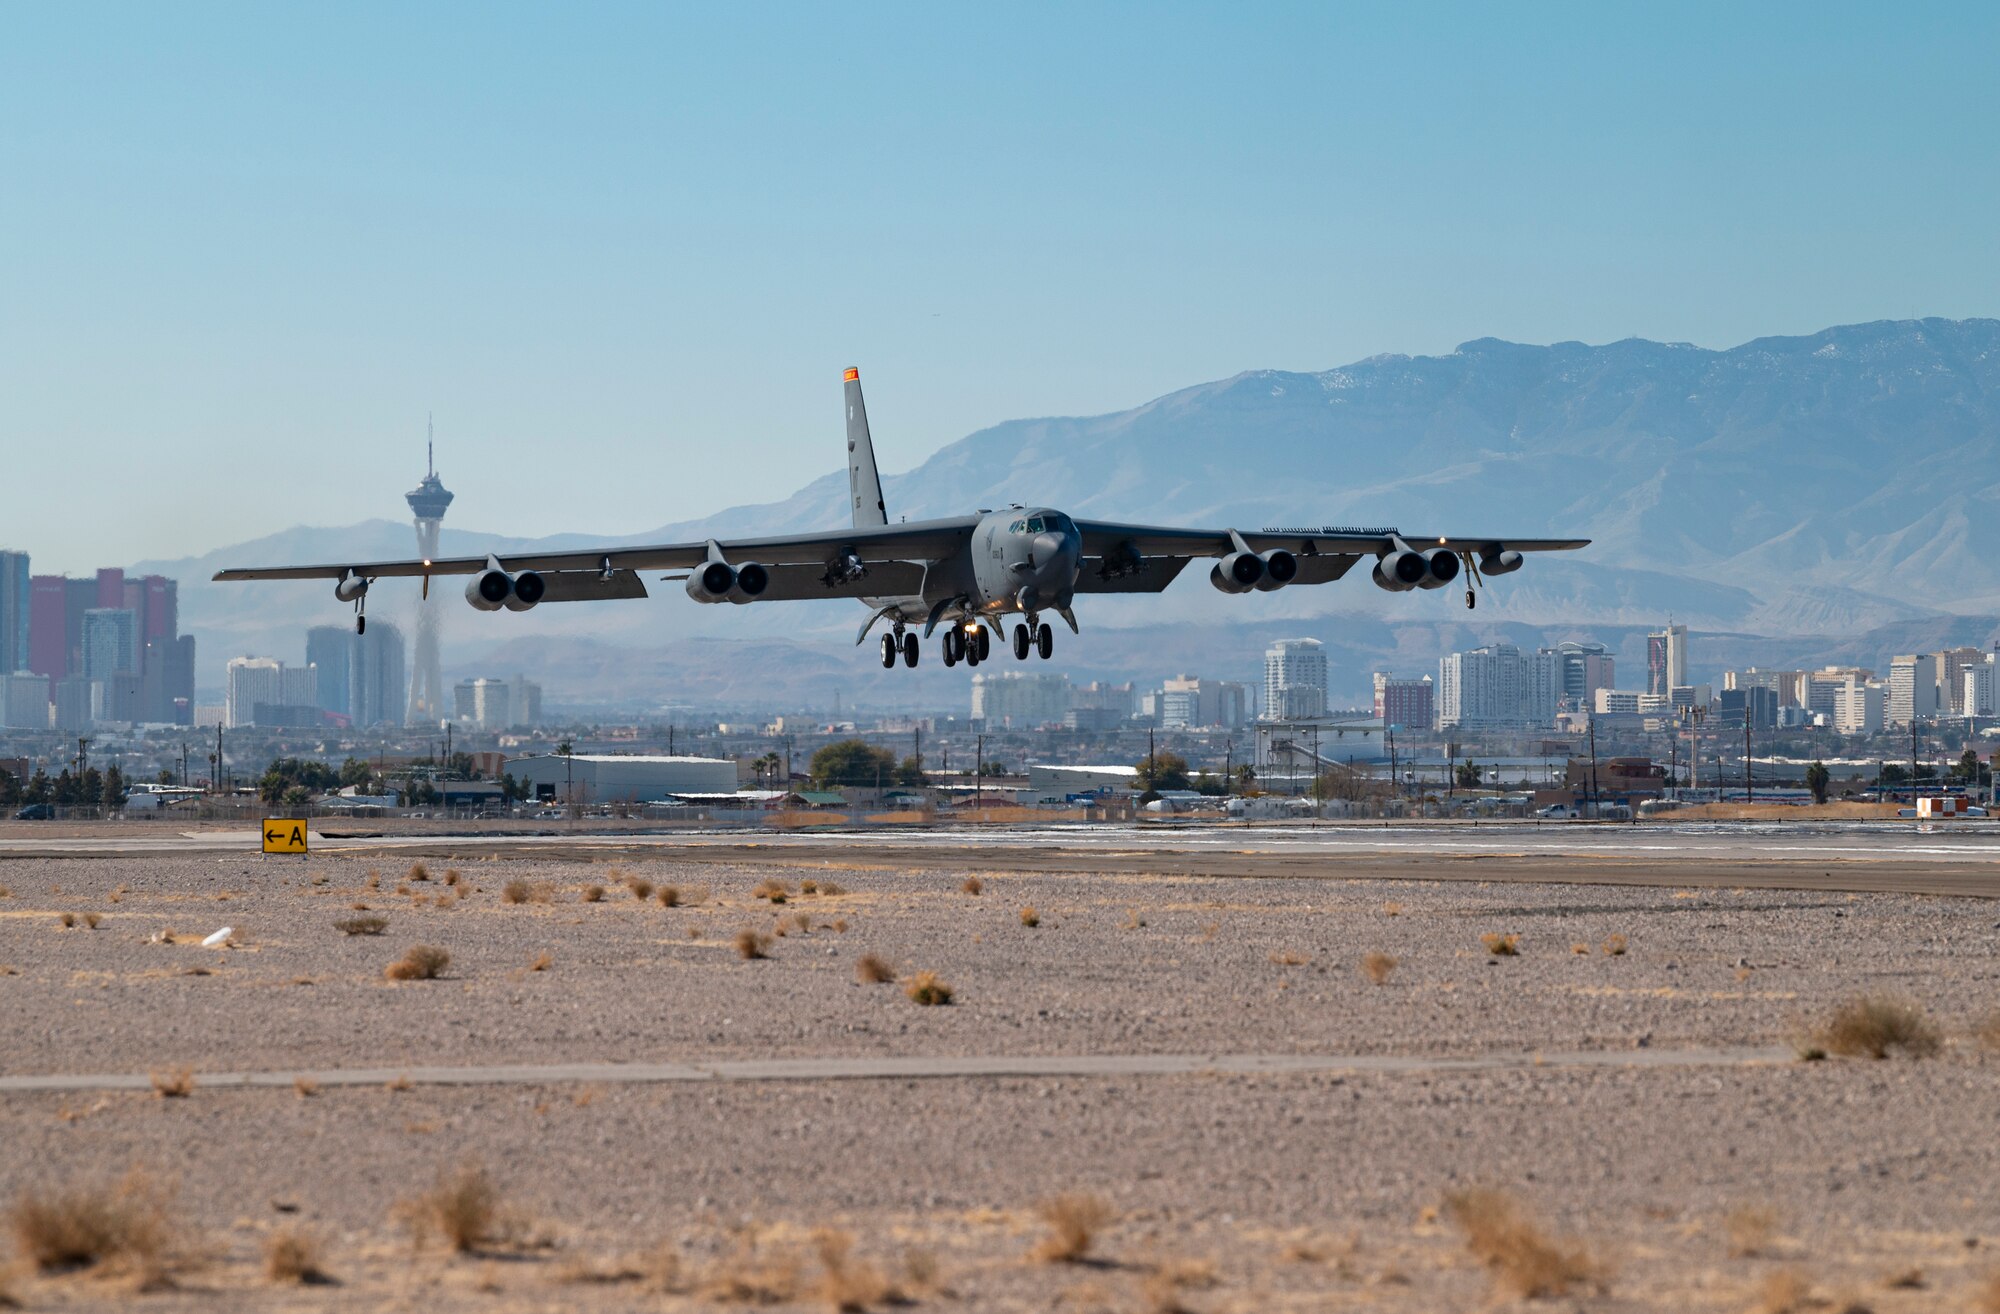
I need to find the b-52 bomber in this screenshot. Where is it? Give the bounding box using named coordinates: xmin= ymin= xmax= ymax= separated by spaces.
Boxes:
xmin=217 ymin=369 xmax=1588 ymax=671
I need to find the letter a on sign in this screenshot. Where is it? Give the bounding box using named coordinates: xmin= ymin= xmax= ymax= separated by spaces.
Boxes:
xmin=261 ymin=819 xmax=309 ymax=855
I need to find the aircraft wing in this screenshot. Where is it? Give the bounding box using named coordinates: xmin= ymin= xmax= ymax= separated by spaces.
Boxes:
xmin=213 ymin=516 xmax=980 ymax=586
xmin=1074 ymin=520 xmax=1589 ymax=561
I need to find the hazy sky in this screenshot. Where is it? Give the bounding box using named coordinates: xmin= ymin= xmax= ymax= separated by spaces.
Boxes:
xmin=4 ymin=3 xmax=1995 ymax=572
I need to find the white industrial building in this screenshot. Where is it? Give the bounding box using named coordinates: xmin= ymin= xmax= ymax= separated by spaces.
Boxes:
xmin=1018 ymin=763 xmax=1140 ymax=803
xmin=506 ymin=753 xmax=738 ymax=805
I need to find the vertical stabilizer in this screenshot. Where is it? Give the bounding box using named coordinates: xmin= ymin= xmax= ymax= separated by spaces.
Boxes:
xmin=843 ymin=367 xmax=887 ymax=528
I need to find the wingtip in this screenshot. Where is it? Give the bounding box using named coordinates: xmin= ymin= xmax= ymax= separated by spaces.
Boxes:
xmin=843 ymin=367 xmax=860 ymax=382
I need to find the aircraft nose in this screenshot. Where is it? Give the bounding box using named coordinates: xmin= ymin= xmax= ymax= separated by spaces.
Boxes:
xmin=1033 ymin=531 xmax=1080 ymax=583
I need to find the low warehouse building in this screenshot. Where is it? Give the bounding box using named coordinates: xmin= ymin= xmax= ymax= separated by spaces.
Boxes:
xmin=506 ymin=754 xmax=739 ymax=805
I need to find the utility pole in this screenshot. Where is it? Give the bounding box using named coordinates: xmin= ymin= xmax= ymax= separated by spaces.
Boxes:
xmin=1744 ymin=714 xmax=1753 ymax=804
xmin=1223 ymin=738 xmax=1233 ymax=798
xmin=1587 ymin=717 xmax=1600 ymax=818
xmin=215 ymin=724 xmax=224 ymax=795
xmin=1910 ymin=718 xmax=1919 ymax=801
xmin=975 ymin=733 xmax=984 ymax=811
xmin=914 ymin=725 xmax=922 ymax=776
xmin=1312 ymin=723 xmax=1322 ymax=820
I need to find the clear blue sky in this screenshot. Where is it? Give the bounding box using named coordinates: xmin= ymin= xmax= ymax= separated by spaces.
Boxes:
xmin=3 ymin=2 xmax=1995 ymax=572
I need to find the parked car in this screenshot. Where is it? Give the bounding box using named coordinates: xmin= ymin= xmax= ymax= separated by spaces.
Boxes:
xmin=13 ymin=804 xmax=54 ymax=820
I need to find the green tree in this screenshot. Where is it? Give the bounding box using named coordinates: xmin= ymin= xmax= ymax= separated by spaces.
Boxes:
xmin=1880 ymin=763 xmax=1909 ymax=785
xmin=156 ymin=768 xmax=176 ymax=786
xmin=1806 ymin=760 xmax=1831 ymax=805
xmin=0 ymin=767 xmax=18 ymax=807
xmin=258 ymin=758 xmax=339 ymax=804
xmin=52 ymin=769 xmax=77 ymax=808
xmin=893 ymin=756 xmax=927 ymax=787
xmin=101 ymin=765 xmax=125 ymax=811
xmin=1454 ymin=761 xmax=1483 ymax=789
xmin=339 ymin=757 xmax=374 ymax=789
xmin=809 ymin=739 xmax=899 ymax=788
xmin=1135 ymin=751 xmax=1191 ymax=792
xmin=25 ymin=770 xmax=51 ymax=805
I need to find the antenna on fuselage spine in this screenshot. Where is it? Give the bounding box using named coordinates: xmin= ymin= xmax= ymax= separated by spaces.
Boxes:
xmin=843 ymin=367 xmax=887 ymax=529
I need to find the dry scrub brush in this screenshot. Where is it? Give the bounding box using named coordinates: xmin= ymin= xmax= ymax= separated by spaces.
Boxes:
xmin=7 ymin=1170 xmax=176 ymax=1287
xmin=1444 ymin=1188 xmax=1604 ymax=1300
xmin=581 ymin=884 xmax=604 ymax=903
xmin=396 ymin=1161 xmax=508 ymax=1253
xmin=752 ymin=879 xmax=791 ymax=903
xmin=1019 ymin=907 xmax=1040 ymax=927
xmin=626 ymin=877 xmax=655 ymax=901
xmin=407 ymin=862 xmax=430 ymax=882
xmin=735 ymin=929 xmax=772 ymax=960
xmin=1808 ymin=994 xmax=1941 ymax=1059
xmin=385 ymin=945 xmax=451 ymax=981
xmin=1035 ymin=1193 xmax=1114 ymax=1263
xmin=150 ymin=1067 xmax=195 ymax=1098
xmin=904 ymin=971 xmax=953 ymax=1006
xmin=856 ymin=953 xmax=896 ymax=984
xmin=1360 ymin=952 xmax=1397 ymax=984
xmin=812 ymin=1230 xmax=890 ymax=1311
xmin=1602 ymin=933 xmax=1628 ymax=956
xmin=263 ymin=1226 xmax=329 ymax=1284
xmin=334 ymin=914 xmax=387 ymax=936
xmin=1481 ymin=933 xmax=1521 ymax=957
xmin=961 ymin=876 xmax=983 ymax=895
xmin=657 ymin=885 xmax=681 ymax=907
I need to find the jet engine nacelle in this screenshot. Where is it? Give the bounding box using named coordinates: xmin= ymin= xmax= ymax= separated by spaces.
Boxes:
xmin=504 ymin=571 xmax=546 ymax=611
xmin=686 ymin=560 xmax=770 ymax=605
xmin=1414 ymin=548 xmax=1460 ymax=590
xmin=1480 ymin=547 xmax=1524 ymax=576
xmin=466 ymin=568 xmax=513 ymax=611
xmin=1372 ymin=549 xmax=1426 ymax=592
xmin=334 ymin=574 xmax=368 ymax=603
xmin=1253 ymin=550 xmax=1298 ymax=592
xmin=686 ymin=561 xmax=737 ymax=604
xmin=1210 ymin=551 xmax=1266 ymax=595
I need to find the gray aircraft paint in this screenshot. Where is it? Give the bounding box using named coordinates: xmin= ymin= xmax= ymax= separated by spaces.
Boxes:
xmin=844 ymin=368 xmax=887 ymax=530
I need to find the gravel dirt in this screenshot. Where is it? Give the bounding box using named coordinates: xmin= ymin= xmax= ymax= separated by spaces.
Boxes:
xmin=1 ymin=843 xmax=1997 ymax=1310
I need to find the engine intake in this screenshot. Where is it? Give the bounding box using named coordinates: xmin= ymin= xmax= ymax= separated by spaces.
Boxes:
xmin=730 ymin=562 xmax=769 ymax=604
xmin=466 ymin=568 xmax=513 ymax=611
xmin=1253 ymin=550 xmax=1298 ymax=592
xmin=505 ymin=570 xmax=546 ymax=610
xmin=686 ymin=560 xmax=738 ymax=605
xmin=1415 ymin=548 xmax=1460 ymax=590
xmin=1210 ymin=550 xmax=1266 ymax=595
xmin=1372 ymin=549 xmax=1426 ymax=592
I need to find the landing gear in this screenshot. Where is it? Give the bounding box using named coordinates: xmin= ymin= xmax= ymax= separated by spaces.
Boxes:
xmin=975 ymin=626 xmax=991 ymax=662
xmin=942 ymin=630 xmax=961 ymax=667
xmin=1013 ymin=624 xmax=1032 ymax=660
xmin=356 ymin=614 xmax=367 ymax=635
xmin=881 ymin=633 xmax=897 ymax=668
xmin=1465 ymin=588 xmax=1477 ymax=610
xmin=901 ymin=631 xmax=919 ymax=668
xmin=965 ymin=628 xmax=982 ymax=667
xmin=1036 ymin=622 xmax=1054 ymax=659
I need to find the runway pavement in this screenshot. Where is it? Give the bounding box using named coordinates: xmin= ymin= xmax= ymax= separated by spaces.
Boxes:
xmin=0 ymin=1044 xmax=1795 ymax=1095
xmin=3 ymin=820 xmax=1999 ymax=895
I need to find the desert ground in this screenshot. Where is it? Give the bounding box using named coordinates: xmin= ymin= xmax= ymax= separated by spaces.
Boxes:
xmin=1 ymin=825 xmax=1998 ymax=1311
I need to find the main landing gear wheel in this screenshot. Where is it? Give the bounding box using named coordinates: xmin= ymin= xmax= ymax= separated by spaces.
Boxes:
xmin=902 ymin=632 xmax=919 ymax=667
xmin=942 ymin=631 xmax=960 ymax=666
xmin=975 ymin=626 xmax=991 ymax=662
xmin=1036 ymin=622 xmax=1054 ymax=659
xmin=1465 ymin=588 xmax=1477 ymax=610
xmin=1013 ymin=624 xmax=1032 ymax=660
xmin=965 ymin=629 xmax=982 ymax=667
xmin=880 ymin=634 xmax=897 ymax=668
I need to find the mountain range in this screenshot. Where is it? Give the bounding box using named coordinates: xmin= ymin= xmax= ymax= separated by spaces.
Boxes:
xmin=137 ymin=317 xmax=2000 ymax=706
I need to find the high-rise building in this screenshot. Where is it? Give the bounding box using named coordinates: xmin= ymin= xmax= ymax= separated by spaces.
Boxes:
xmin=0 ymin=672 xmax=48 ymax=729
xmin=306 ymin=626 xmax=355 ymax=717
xmin=225 ymin=657 xmax=283 ymax=728
xmin=971 ymin=671 xmax=1071 ymax=728
xmin=1646 ymin=624 xmax=1689 ymax=697
xmin=1963 ymin=661 xmax=1994 ymax=718
xmin=1438 ymin=644 xmax=1535 ymax=729
xmin=1538 ymin=641 xmax=1614 ymax=716
xmin=0 ymin=550 xmax=27 ymax=674
xmin=27 ymin=575 xmax=67 ymax=678
xmin=1263 ymin=639 xmax=1327 ymax=721
xmin=81 ymin=609 xmax=137 ymax=680
xmin=1939 ymin=647 xmax=1985 ymax=715
xmin=1833 ymin=676 xmax=1885 ymax=735
xmin=1372 ymin=673 xmax=1435 ymax=731
xmin=1158 ymin=676 xmax=1248 ymax=729
xmin=1887 ymin=654 xmax=1939 ymax=726
xmin=405 ymin=439 xmax=454 ymax=725
xmin=353 ymin=620 xmax=407 ymax=727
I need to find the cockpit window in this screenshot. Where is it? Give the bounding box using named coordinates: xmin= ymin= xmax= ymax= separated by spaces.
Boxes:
xmin=1045 ymin=512 xmax=1073 ymax=534
xmin=1026 ymin=517 xmax=1045 ymax=533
